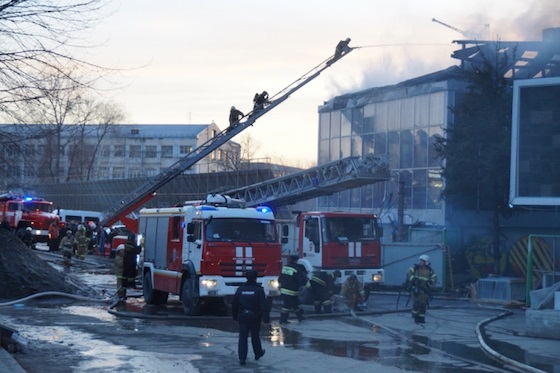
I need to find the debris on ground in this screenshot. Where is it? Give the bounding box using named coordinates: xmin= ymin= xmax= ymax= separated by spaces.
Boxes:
xmin=0 ymin=229 xmax=83 ymax=301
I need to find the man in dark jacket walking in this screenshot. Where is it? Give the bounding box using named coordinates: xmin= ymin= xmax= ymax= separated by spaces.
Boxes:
xmin=232 ymin=270 xmax=269 ymax=366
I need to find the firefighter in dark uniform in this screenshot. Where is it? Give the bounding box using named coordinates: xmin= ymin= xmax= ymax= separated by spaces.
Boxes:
xmin=120 ymin=232 xmax=141 ymax=301
xmin=232 ymin=270 xmax=269 ymax=366
xmin=278 ymin=254 xmax=309 ymax=324
xmin=406 ymin=254 xmax=437 ymax=324
xmin=309 ymin=269 xmax=341 ymax=314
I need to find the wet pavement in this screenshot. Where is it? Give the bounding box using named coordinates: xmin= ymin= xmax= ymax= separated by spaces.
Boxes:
xmin=1 ymin=248 xmax=560 ymax=373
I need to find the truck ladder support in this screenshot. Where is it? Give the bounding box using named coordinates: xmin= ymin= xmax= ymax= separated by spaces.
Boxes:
xmin=224 ymin=153 xmax=390 ymax=208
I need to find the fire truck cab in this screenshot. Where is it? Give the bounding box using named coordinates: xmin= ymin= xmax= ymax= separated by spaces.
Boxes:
xmin=0 ymin=194 xmax=61 ymax=242
xmin=284 ymin=211 xmax=385 ymax=297
xmin=139 ymin=194 xmax=282 ymax=316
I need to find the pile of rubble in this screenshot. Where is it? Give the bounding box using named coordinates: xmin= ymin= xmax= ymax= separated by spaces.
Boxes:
xmin=0 ymin=229 xmax=82 ymax=301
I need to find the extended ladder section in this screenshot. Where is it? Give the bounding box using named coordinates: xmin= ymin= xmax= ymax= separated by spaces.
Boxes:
xmin=100 ymin=45 xmax=355 ymax=227
xmin=224 ymin=153 xmax=390 ymax=208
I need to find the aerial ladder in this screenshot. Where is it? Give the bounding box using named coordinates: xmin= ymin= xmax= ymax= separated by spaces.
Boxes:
xmin=100 ymin=41 xmax=355 ymax=231
xmin=223 ymin=153 xmax=390 ymax=208
xmin=432 ymin=18 xmax=488 ymax=40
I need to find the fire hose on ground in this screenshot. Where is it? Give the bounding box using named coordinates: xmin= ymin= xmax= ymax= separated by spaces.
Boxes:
xmin=0 ymin=291 xmax=109 ymax=308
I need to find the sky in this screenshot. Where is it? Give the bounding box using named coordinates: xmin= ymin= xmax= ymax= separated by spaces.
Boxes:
xmin=84 ymin=0 xmax=559 ymax=166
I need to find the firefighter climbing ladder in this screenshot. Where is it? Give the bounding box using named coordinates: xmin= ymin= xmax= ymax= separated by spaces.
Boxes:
xmin=100 ymin=44 xmax=355 ymax=228
xmin=224 ymin=153 xmax=390 ymax=208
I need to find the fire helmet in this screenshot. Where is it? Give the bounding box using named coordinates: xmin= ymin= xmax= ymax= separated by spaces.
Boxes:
xmin=419 ymin=254 xmax=430 ymax=264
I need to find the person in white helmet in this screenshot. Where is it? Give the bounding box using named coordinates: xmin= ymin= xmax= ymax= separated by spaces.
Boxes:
xmin=19 ymin=226 xmax=35 ymax=249
xmin=405 ymin=254 xmax=437 ymax=324
xmin=110 ymin=244 xmax=126 ymax=308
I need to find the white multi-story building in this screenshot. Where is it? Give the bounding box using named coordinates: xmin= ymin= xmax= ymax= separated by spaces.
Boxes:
xmin=0 ymin=123 xmax=241 ymax=190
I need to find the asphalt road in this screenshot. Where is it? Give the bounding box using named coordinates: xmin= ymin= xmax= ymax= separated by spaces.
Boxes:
xmin=1 ymin=248 xmax=558 ymax=373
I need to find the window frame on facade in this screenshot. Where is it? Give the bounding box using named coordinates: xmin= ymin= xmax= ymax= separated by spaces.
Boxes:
xmin=145 ymin=145 xmax=157 ymax=158
xmin=112 ymin=167 xmax=125 ymax=179
xmin=129 ymin=145 xmax=141 ymax=158
xmin=161 ymin=145 xmax=173 ymax=158
xmin=180 ymin=145 xmax=193 ymax=154
xmin=114 ymin=144 xmax=125 ymax=157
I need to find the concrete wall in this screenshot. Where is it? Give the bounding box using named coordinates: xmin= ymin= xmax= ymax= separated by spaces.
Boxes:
xmin=381 ymin=243 xmax=446 ymax=288
xmin=525 ymin=309 xmax=560 ymax=340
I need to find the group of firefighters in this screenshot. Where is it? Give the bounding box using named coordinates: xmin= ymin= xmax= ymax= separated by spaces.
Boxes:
xmin=9 ymin=217 xmax=120 ymax=269
xmin=232 ymin=253 xmax=437 ymax=365
xmin=45 ymin=221 xmax=99 ymax=265
xmin=276 ymin=253 xmax=437 ymax=324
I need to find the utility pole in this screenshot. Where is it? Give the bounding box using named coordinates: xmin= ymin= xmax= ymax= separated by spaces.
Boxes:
xmin=397 ymin=180 xmax=406 ymax=241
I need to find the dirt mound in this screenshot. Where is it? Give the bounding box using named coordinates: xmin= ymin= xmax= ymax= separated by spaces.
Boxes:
xmin=0 ymin=229 xmax=83 ymax=301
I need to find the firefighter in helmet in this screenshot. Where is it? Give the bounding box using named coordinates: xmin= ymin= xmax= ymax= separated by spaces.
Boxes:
xmin=120 ymin=232 xmax=141 ymax=301
xmin=229 ymin=106 xmax=244 ymax=128
xmin=309 ymin=269 xmax=341 ymax=314
xmin=278 ymin=254 xmax=309 ymax=324
xmin=74 ymin=224 xmax=88 ymax=260
xmin=340 ymin=273 xmax=366 ymax=311
xmin=19 ymin=226 xmax=35 ymax=249
xmin=252 ymin=91 xmax=269 ymax=113
xmin=59 ymin=229 xmax=77 ymax=266
xmin=406 ymin=254 xmax=437 ymax=323
xmin=112 ymin=244 xmax=126 ymax=305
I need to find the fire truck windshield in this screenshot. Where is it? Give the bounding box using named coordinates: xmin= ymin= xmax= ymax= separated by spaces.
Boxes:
xmin=322 ymin=217 xmax=377 ymax=243
xmin=23 ymin=202 xmax=54 ymax=213
xmin=205 ymin=218 xmax=276 ymax=242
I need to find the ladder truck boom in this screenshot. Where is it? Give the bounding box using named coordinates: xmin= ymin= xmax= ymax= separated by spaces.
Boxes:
xmin=100 ymin=42 xmax=355 ymax=229
xmin=224 ymin=153 xmax=390 ymax=208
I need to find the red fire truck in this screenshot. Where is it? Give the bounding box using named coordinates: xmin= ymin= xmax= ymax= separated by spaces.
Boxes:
xmin=0 ymin=193 xmax=61 ymax=242
xmin=281 ymin=211 xmax=384 ymax=297
xmin=138 ymin=194 xmax=282 ymax=316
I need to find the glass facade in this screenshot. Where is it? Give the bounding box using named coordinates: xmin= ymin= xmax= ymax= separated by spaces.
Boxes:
xmin=318 ymin=89 xmax=448 ymax=218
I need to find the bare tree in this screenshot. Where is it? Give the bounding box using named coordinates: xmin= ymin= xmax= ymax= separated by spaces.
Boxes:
xmin=239 ymin=133 xmax=261 ymax=166
xmin=1 ymin=70 xmax=125 ymax=184
xmin=0 ymin=0 xmax=109 ymax=108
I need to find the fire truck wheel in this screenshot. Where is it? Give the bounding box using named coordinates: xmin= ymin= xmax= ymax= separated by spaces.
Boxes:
xmin=143 ymin=271 xmax=168 ymax=305
xmin=181 ymin=279 xmax=201 ymax=316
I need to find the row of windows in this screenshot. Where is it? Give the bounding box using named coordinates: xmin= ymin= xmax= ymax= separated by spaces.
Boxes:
xmin=98 ymin=167 xmax=160 ymax=179
xmin=319 ymin=127 xmax=442 ymax=169
xmin=318 ymin=91 xmax=447 ymax=211
xmin=320 ymin=92 xmax=446 ymax=139
xmin=1 ymin=144 xmax=196 ymax=159
xmin=102 ymin=144 xmax=194 ymax=158
xmin=318 ymin=168 xmax=442 ymax=211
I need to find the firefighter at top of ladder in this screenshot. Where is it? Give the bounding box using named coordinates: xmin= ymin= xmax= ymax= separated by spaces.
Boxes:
xmin=327 ymin=38 xmax=351 ymax=65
